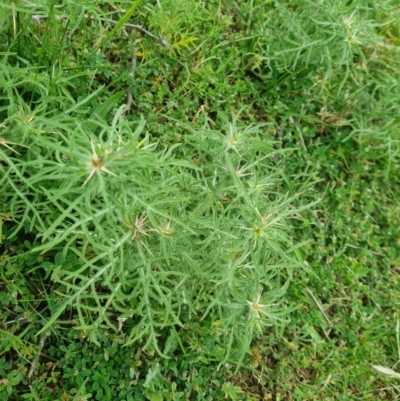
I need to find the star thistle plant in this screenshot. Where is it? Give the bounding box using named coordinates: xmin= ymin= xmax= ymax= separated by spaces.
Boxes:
xmin=247 ymin=293 xmax=276 ymax=320
xmin=0 ymin=0 xmax=317 ymax=366
xmin=82 ymin=137 xmax=117 ymax=187
xmin=1 ymin=102 xmax=305 ymax=367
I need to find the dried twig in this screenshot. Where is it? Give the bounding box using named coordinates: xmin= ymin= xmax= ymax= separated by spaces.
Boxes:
xmin=289 ymin=115 xmax=307 ymax=151
xmin=123 ymin=48 xmax=138 ymax=115
xmin=32 ymin=14 xmax=169 ymax=49
xmin=344 ymin=243 xmax=386 ymax=257
xmin=104 ymin=18 xmax=169 ymax=49
xmin=305 ymin=287 xmax=333 ymax=327
xmin=27 ymin=332 xmax=50 ymax=381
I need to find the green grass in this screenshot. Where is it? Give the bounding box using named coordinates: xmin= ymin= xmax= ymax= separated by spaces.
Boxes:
xmin=1 ymin=0 xmax=400 ymax=400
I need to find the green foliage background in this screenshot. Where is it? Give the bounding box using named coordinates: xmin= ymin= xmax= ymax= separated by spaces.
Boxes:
xmin=0 ymin=0 xmax=399 ymax=400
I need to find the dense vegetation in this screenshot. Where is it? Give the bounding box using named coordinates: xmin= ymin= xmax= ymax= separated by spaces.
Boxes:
xmin=0 ymin=0 xmax=399 ymax=400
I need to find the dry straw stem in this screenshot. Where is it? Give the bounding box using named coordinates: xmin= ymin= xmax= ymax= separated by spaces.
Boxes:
xmin=27 ymin=332 xmax=51 ymax=381
xmin=32 ymin=14 xmax=169 ymax=49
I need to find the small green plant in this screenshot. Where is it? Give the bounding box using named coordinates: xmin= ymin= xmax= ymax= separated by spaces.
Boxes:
xmin=0 ymin=363 xmax=23 ymax=401
xmin=0 ymin=320 xmax=257 ymax=400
